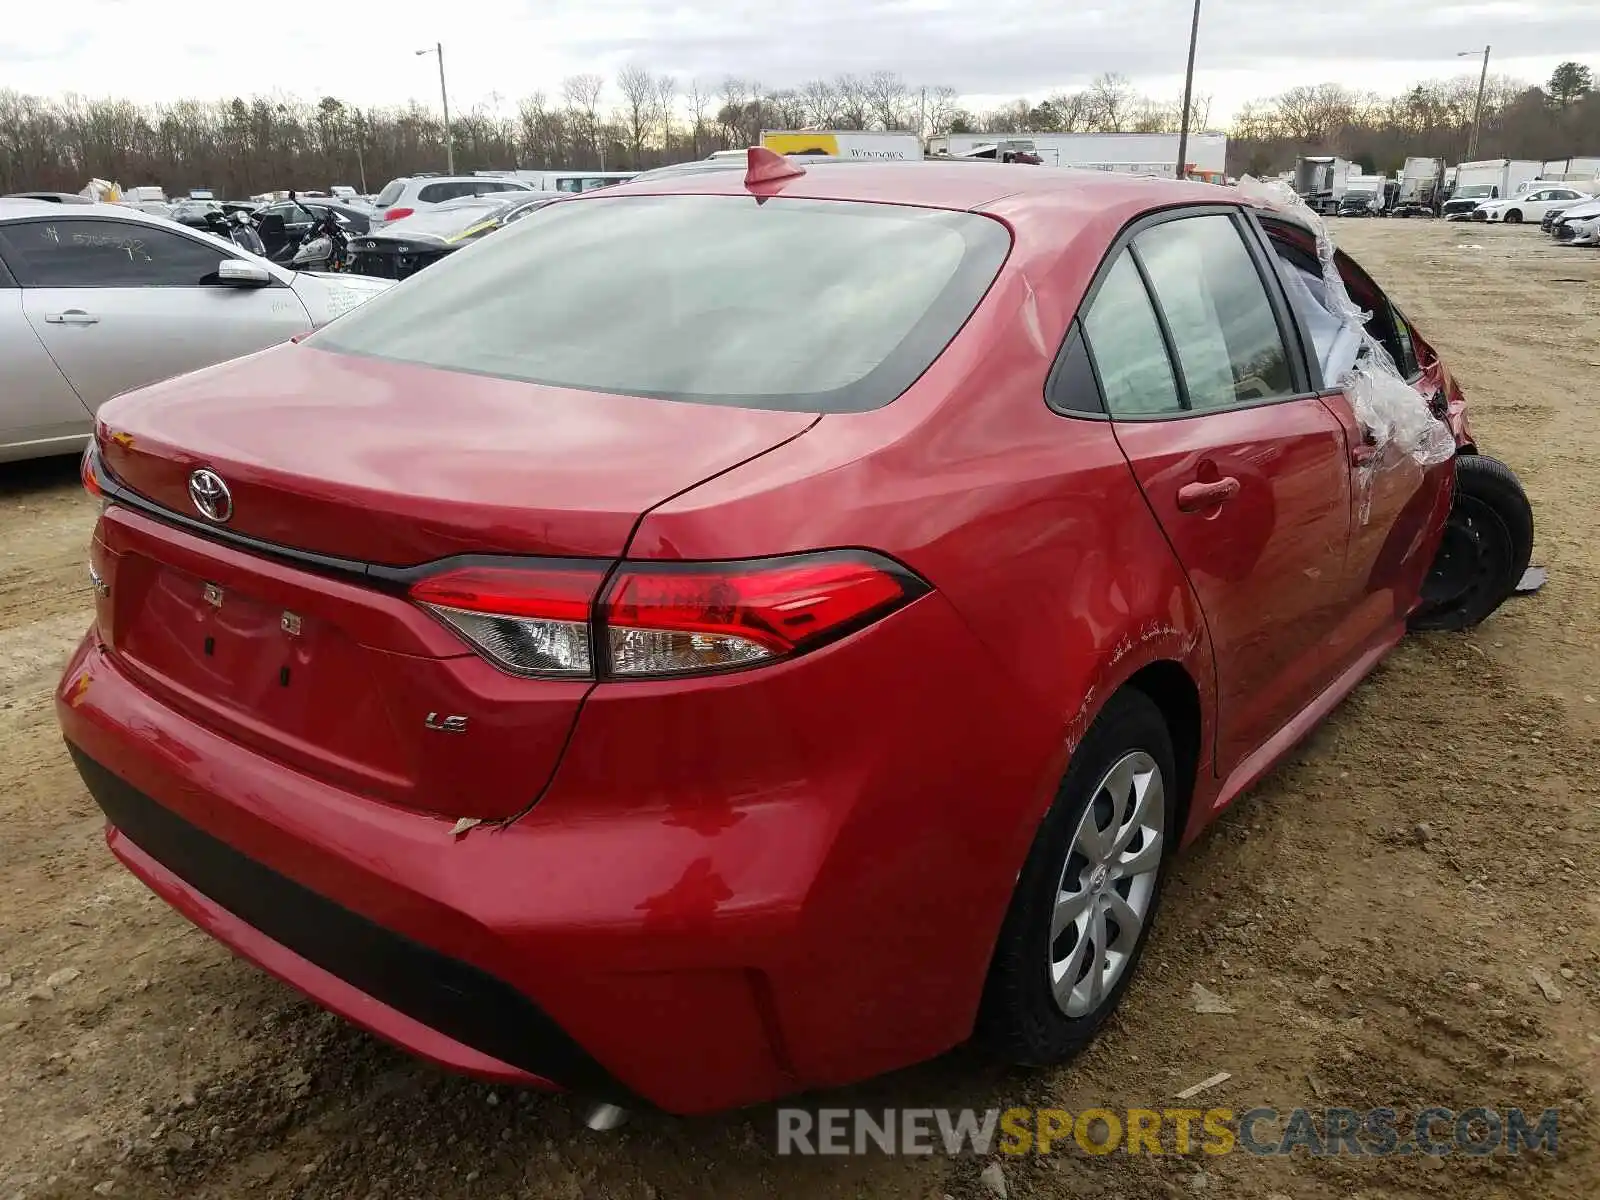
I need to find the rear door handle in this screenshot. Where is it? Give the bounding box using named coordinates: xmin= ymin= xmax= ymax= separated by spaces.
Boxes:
xmin=44 ymin=310 xmax=99 ymax=325
xmin=1176 ymin=477 xmax=1240 ymax=512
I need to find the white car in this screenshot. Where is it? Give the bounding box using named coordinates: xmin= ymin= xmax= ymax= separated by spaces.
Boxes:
xmin=1550 ymin=197 xmax=1600 ymax=237
xmin=1568 ymin=215 xmax=1600 ymax=246
xmin=1473 ymin=187 xmax=1591 ymax=224
xmin=369 ymin=175 xmax=536 ymax=225
xmin=0 ymin=199 xmax=393 ymax=463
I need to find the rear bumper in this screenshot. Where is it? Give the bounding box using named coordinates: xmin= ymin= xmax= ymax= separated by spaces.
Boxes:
xmin=76 ymin=747 xmax=582 ymax=1093
xmin=57 ymin=588 xmax=1053 ymax=1112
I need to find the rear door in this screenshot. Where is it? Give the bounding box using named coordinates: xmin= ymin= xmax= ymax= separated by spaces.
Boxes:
xmin=1261 ymin=227 xmax=1452 ymax=625
xmin=0 ymin=217 xmax=311 ymax=412
xmin=1081 ymin=209 xmax=1354 ymax=778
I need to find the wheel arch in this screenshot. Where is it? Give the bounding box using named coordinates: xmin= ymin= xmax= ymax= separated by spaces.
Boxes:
xmin=1121 ymin=660 xmax=1203 ymax=848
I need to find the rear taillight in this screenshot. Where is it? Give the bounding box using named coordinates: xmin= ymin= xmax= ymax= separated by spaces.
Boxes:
xmin=409 ymin=564 xmax=606 ymax=677
xmin=383 ymin=206 xmax=414 ymax=222
xmin=80 ymin=442 xmax=104 ymax=498
xmin=408 ymin=551 xmax=927 ymax=680
xmin=603 ymin=554 xmax=922 ymax=676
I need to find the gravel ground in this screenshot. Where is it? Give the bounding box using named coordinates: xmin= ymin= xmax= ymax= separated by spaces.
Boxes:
xmin=1 ymin=219 xmax=1596 ymax=1199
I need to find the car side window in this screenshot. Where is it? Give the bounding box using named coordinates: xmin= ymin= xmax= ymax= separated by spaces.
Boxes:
xmin=419 ymin=182 xmax=476 ymax=204
xmin=1081 ymin=252 xmax=1183 ymax=416
xmin=0 ymin=219 xmax=226 ymax=288
xmin=1134 ymin=214 xmax=1294 ymax=411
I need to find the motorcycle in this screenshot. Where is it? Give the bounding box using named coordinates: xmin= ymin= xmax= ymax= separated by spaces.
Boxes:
xmin=254 ymin=195 xmax=355 ymax=272
xmin=202 ymin=209 xmax=266 ymax=256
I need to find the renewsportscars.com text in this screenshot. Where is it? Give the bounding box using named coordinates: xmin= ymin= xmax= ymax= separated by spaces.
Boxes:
xmin=775 ymin=1106 xmax=1560 ymax=1157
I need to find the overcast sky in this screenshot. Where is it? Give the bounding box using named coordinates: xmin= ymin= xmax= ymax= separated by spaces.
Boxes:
xmin=4 ymin=0 xmax=1597 ymax=121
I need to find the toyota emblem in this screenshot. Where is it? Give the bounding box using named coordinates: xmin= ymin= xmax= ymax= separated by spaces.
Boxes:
xmin=188 ymin=468 xmax=233 ymax=523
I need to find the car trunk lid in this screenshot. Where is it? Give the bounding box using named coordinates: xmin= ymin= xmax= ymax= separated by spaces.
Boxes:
xmin=96 ymin=343 xmax=817 ymax=564
xmin=89 ymin=345 xmax=817 ymax=819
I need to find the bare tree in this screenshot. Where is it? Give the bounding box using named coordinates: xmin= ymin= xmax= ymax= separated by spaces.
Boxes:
xmin=801 ymin=78 xmax=841 ymax=128
xmin=718 ymin=77 xmax=751 ymax=145
xmin=562 ymin=73 xmax=604 ymax=167
xmin=653 ymin=75 xmax=677 ymax=159
xmin=865 ymin=70 xmax=911 ymax=130
xmin=1040 ymin=90 xmax=1092 ymax=132
xmin=616 ymin=65 xmax=653 ymax=168
xmin=686 ymin=78 xmax=712 ymax=156
xmin=1086 ymin=73 xmax=1135 ymax=131
xmin=924 ymin=85 xmax=959 ymax=135
xmin=834 ymin=74 xmax=871 ymax=129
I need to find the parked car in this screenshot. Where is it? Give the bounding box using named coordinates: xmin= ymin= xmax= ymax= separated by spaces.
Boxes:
xmin=60 ymin=160 xmax=1531 ymax=1117
xmin=1548 ymin=197 xmax=1600 ymax=239
xmin=1471 ymin=186 xmax=1591 ymax=224
xmin=1564 ymin=214 xmax=1600 ymax=245
xmin=348 ymin=192 xmax=564 ymax=280
xmin=369 ymin=174 xmax=536 ymax=224
xmin=4 ymin=191 xmax=94 ymax=204
xmin=0 ymin=199 xmax=392 ymax=462
xmin=169 ymin=198 xmax=225 ymax=227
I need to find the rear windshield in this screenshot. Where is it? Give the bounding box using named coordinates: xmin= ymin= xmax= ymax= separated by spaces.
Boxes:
xmin=312 ymin=195 xmax=1010 ymax=413
xmin=374 ymin=179 xmax=406 ymax=207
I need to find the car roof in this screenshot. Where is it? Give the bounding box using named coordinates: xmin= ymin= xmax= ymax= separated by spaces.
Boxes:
xmin=604 ymin=160 xmax=1244 ymax=224
xmin=405 ymin=175 xmax=531 ymax=188
xmin=0 ymin=198 xmax=188 ymax=225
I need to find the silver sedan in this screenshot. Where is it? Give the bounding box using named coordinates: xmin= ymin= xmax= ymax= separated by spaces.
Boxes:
xmin=0 ymin=199 xmax=393 ymax=463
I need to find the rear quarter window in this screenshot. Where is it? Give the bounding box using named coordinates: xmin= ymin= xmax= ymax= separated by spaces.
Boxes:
xmin=311 ymin=195 xmax=1011 ymax=413
xmin=374 ymin=179 xmax=407 ymax=207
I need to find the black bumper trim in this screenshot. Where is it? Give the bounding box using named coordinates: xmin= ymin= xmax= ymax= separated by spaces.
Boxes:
xmin=68 ymin=745 xmax=636 ymax=1104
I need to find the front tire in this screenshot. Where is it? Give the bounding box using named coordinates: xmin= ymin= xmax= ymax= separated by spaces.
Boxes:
xmin=977 ymin=689 xmax=1175 ymax=1065
xmin=1505 ymin=209 xmax=1523 ymax=224
xmin=1411 ymin=453 xmax=1534 ymax=631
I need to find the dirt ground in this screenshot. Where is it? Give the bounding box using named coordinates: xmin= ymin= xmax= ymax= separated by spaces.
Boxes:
xmin=2 ymin=220 xmax=1597 ymax=1200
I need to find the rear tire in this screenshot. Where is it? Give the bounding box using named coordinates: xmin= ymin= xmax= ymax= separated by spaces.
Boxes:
xmin=977 ymin=689 xmax=1175 ymax=1065
xmin=1411 ymin=454 xmax=1534 ymax=631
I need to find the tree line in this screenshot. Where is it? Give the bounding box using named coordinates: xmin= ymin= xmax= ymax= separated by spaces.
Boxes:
xmin=0 ymin=63 xmax=1593 ymax=198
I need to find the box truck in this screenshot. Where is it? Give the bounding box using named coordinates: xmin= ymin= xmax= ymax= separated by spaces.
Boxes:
xmin=1392 ymin=157 xmax=1445 ymax=217
xmin=1442 ymin=160 xmax=1543 ymax=218
xmin=760 ymin=130 xmax=923 ymax=160
xmin=1294 ymin=157 xmax=1351 ymax=215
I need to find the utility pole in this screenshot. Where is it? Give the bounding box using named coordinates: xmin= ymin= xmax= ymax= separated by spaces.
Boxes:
xmin=1175 ymin=0 xmax=1202 ymax=181
xmin=416 ymin=43 xmax=455 ymax=174
xmin=1457 ymin=46 xmax=1492 ymax=159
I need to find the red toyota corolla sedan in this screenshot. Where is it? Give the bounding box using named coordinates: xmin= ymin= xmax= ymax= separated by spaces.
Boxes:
xmin=58 ymin=154 xmax=1531 ymax=1116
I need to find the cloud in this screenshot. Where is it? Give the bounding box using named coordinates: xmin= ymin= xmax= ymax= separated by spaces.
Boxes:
xmin=2 ymin=0 xmax=1596 ymax=119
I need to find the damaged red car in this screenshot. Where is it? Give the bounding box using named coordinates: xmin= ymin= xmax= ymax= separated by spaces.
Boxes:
xmin=59 ymin=152 xmax=1533 ymax=1117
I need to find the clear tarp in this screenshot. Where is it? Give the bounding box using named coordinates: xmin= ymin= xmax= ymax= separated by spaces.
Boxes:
xmin=1236 ymin=176 xmax=1456 ymax=521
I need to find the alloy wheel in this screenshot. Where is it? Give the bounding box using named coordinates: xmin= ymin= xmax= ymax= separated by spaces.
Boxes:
xmin=1049 ymin=751 xmax=1166 ymax=1018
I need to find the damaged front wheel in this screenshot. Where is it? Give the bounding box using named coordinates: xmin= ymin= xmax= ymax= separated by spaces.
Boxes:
xmin=1411 ymin=453 xmax=1534 ymax=631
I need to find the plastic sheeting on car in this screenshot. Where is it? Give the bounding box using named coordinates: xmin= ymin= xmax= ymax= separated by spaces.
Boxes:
xmin=1236 ymin=176 xmax=1456 ymax=522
